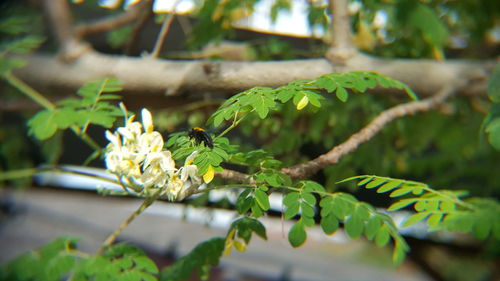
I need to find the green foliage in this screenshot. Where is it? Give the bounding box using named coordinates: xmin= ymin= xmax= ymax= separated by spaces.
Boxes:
xmin=0 ymin=237 xmax=159 ymax=281
xmin=0 ymin=15 xmax=44 ymax=75
xmin=224 ymin=217 xmax=267 ymax=255
xmin=485 ymin=64 xmax=500 ymax=150
xmin=1 ymin=237 xmax=79 ymax=281
xmin=208 ymin=71 xmax=416 ymax=127
xmin=72 ymin=244 xmax=159 ymax=281
xmin=281 ymin=180 xmax=409 ymax=264
xmin=189 ymin=0 xmax=260 ymax=48
xmin=27 ymin=78 xmax=124 ymax=140
xmin=107 ymin=25 xmax=133 ymax=49
xmin=270 ymin=0 xmax=291 ymax=23
xmin=344 ymin=175 xmax=500 ymax=240
xmin=394 ymin=1 xmax=448 ymax=58
xmin=168 ymin=134 xmax=233 ymax=176
xmin=160 ymin=238 xmax=225 ymax=281
xmin=236 ymin=186 xmax=269 ymax=217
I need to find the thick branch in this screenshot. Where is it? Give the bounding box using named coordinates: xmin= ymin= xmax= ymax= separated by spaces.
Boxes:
xmin=281 ymin=84 xmax=458 ymax=179
xmin=14 ymin=52 xmax=490 ymax=97
xmin=43 ymin=0 xmax=91 ymax=60
xmin=327 ymin=0 xmax=357 ymax=63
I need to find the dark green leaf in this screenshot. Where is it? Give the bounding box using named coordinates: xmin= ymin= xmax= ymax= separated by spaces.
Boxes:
xmin=320 ymin=214 xmax=339 ymax=235
xmin=254 ymin=189 xmax=270 ymax=211
xmin=288 ymin=221 xmax=307 ymax=247
xmin=487 ymin=64 xmax=500 ymax=102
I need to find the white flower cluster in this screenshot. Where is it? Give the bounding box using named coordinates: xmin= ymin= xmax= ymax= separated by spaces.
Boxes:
xmin=105 ymin=105 xmax=201 ymax=201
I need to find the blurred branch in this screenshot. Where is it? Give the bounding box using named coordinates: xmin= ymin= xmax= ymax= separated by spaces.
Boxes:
xmin=14 ymin=52 xmax=490 ymax=98
xmin=74 ymin=1 xmax=152 ymax=38
xmin=150 ymin=0 xmax=181 ymax=58
xmin=217 ymin=84 xmax=460 ymax=182
xmin=43 ymin=0 xmax=92 ymax=61
xmin=124 ymin=1 xmax=155 ymax=55
xmin=281 ymin=84 xmax=458 ymax=179
xmin=326 ymin=0 xmax=357 ymax=64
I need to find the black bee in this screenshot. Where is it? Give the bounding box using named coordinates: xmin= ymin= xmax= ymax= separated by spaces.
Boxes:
xmin=188 ymin=127 xmax=213 ymax=148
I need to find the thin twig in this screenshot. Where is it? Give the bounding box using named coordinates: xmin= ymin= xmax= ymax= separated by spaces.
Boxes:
xmin=3 ymin=73 xmax=102 ymax=152
xmin=216 ymin=85 xmax=458 ymax=182
xmin=74 ymin=1 xmax=151 ymax=38
xmin=326 ymin=0 xmax=357 ymax=63
xmin=281 ymin=84 xmax=458 ymax=179
xmin=124 ymin=1 xmax=155 ymax=55
xmin=99 ymin=195 xmax=158 ymax=251
xmin=150 ymin=0 xmax=181 ymax=58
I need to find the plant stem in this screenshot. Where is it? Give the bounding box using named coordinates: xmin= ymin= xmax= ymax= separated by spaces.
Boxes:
xmin=3 ymin=73 xmax=102 ymax=154
xmin=216 ymin=112 xmax=246 ymax=138
xmin=99 ymin=195 xmax=158 ymax=252
xmin=3 ymin=73 xmax=55 ymax=110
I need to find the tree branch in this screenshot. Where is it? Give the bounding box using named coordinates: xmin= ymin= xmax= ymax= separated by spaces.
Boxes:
xmin=150 ymin=12 xmax=177 ymax=58
xmin=326 ymin=0 xmax=357 ymax=64
xmin=281 ymin=84 xmax=458 ymax=179
xmin=14 ymin=52 xmax=490 ymax=97
xmin=215 ymin=84 xmax=460 ymax=182
xmin=43 ymin=0 xmax=91 ymax=61
xmin=74 ymin=1 xmax=150 ymax=39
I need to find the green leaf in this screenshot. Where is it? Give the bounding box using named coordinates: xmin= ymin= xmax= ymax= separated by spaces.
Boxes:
xmin=345 ymin=216 xmax=364 ymax=239
xmin=27 ymin=110 xmax=58 ymax=140
xmin=301 ymin=202 xmax=315 ymax=218
xmin=487 ymin=64 xmax=500 ymax=102
xmin=427 ymin=213 xmax=443 ymax=227
xmin=388 ymin=199 xmax=417 ymax=211
xmin=375 ymin=225 xmax=390 ymax=247
xmin=320 ymin=214 xmax=339 ymax=235
xmin=283 ymin=192 xmax=300 ymax=206
xmin=301 ymin=192 xmax=316 ymax=206
xmin=284 ymin=202 xmax=300 ymax=219
xmin=160 ymin=237 xmax=225 ymax=281
xmin=365 ymin=177 xmax=387 ymax=189
xmin=365 ymin=216 xmax=382 ymax=240
xmin=377 ymin=180 xmax=403 ymax=193
xmin=485 ymin=117 xmax=500 ymax=150
xmin=2 ymin=237 xmax=79 ymax=281
xmin=357 ymin=176 xmax=374 ymax=186
xmin=408 ymin=3 xmax=449 ymax=50
xmin=288 ymin=221 xmax=307 ymax=247
xmin=402 ymin=212 xmax=430 ymax=227
xmin=439 ymin=200 xmax=456 ymax=212
xmin=390 ymin=186 xmax=414 ymax=197
xmin=335 ymin=87 xmax=348 ymax=102
xmin=254 ymin=188 xmax=270 ymax=211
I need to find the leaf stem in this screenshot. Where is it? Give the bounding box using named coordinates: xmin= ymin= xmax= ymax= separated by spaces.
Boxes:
xmin=216 ymin=111 xmax=246 ymax=139
xmin=3 ymin=73 xmax=102 ymax=154
xmin=99 ymin=192 xmax=160 ymax=252
xmin=3 ymin=72 xmax=56 ymax=110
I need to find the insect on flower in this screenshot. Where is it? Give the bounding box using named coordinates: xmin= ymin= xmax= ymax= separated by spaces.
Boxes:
xmin=188 ymin=127 xmax=213 ymax=148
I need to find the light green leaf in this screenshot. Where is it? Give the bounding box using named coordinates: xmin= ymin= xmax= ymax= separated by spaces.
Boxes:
xmin=375 ymin=226 xmax=390 ymax=247
xmin=345 ymin=216 xmax=364 ymax=239
xmin=388 ymin=199 xmax=417 ymax=211
xmin=487 ymin=64 xmax=500 ymax=102
xmin=335 ymin=87 xmax=348 ymax=102
xmin=402 ymin=212 xmax=430 ymax=228
xmin=365 ymin=177 xmax=387 ymax=189
xmin=377 ymin=180 xmax=403 ymax=193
